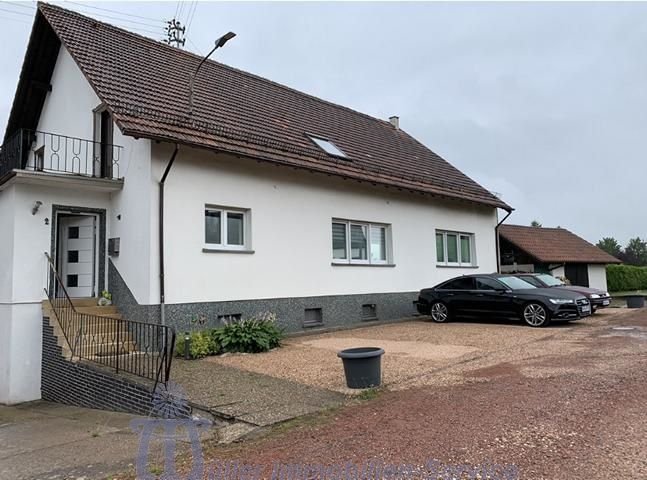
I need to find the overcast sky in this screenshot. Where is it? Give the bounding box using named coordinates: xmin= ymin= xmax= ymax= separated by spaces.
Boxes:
xmin=1 ymin=1 xmax=645 ymax=244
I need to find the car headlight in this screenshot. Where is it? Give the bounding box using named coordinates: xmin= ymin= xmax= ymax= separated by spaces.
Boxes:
xmin=589 ymin=294 xmax=600 ymax=299
xmin=549 ymin=298 xmax=575 ymax=305
xmin=604 ymin=292 xmax=609 ymax=297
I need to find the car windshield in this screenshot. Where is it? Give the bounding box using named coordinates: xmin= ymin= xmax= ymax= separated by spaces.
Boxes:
xmin=498 ymin=276 xmax=537 ymax=290
xmin=536 ymin=274 xmax=565 ymax=286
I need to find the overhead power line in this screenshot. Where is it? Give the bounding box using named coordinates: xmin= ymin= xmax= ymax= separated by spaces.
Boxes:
xmin=2 ymin=1 xmax=35 ymax=10
xmin=64 ymin=1 xmax=161 ymax=23
xmin=0 ymin=5 xmax=32 ymax=17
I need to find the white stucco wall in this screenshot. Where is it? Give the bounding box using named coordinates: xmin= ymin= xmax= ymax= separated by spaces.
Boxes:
xmin=588 ymin=264 xmax=608 ymax=291
xmin=34 ymin=43 xmax=155 ymax=305
xmin=154 ymin=143 xmax=499 ymax=304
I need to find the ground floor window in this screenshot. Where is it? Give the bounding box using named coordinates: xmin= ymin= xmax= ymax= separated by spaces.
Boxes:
xmin=205 ymin=206 xmax=250 ymax=250
xmin=332 ymin=219 xmax=390 ymax=264
xmin=436 ymin=230 xmax=475 ymax=266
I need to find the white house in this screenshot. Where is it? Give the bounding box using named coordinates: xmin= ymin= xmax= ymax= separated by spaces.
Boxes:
xmin=0 ymin=4 xmax=511 ymax=404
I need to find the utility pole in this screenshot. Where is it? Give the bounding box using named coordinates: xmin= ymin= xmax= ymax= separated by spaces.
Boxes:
xmin=164 ymin=19 xmax=186 ymax=47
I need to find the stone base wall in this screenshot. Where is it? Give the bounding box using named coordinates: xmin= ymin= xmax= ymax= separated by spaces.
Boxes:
xmin=41 ymin=317 xmax=154 ymax=416
xmin=109 ymin=260 xmax=418 ymax=333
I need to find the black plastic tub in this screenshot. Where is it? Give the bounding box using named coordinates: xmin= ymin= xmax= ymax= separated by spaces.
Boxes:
xmin=626 ymin=295 xmax=645 ymax=309
xmin=337 ymin=347 xmax=384 ymax=389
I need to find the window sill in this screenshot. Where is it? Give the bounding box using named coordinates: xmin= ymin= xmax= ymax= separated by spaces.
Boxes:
xmin=436 ymin=264 xmax=479 ymax=269
xmin=202 ymin=248 xmax=255 ymax=254
xmin=331 ymin=262 xmax=396 ymax=267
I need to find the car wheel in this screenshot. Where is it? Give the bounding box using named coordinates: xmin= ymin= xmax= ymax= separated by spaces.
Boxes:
xmin=430 ymin=301 xmax=450 ymax=323
xmin=522 ymin=302 xmax=551 ymax=327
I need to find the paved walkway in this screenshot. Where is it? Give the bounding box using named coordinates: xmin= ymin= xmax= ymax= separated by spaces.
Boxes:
xmin=172 ymin=358 xmax=346 ymax=426
xmin=0 ymin=401 xmax=140 ymax=480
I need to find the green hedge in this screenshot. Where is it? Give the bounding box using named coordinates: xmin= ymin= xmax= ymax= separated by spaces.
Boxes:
xmin=606 ymin=264 xmax=647 ymax=292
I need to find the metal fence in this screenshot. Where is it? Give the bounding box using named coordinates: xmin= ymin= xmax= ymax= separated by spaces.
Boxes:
xmin=0 ymin=129 xmax=121 ymax=180
xmin=44 ymin=253 xmax=175 ymax=387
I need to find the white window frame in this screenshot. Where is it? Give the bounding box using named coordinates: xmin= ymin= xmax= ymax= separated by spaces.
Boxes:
xmin=332 ymin=219 xmax=391 ymax=265
xmin=436 ymin=230 xmax=476 ymax=267
xmin=204 ymin=206 xmax=250 ymax=251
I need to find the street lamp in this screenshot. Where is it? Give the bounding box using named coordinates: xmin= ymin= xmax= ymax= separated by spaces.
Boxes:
xmin=187 ymin=31 xmax=236 ymax=116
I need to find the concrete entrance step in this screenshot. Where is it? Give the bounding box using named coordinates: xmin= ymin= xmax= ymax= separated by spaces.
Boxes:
xmin=75 ymin=307 xmax=122 ymax=318
xmin=69 ymin=298 xmax=100 ymax=308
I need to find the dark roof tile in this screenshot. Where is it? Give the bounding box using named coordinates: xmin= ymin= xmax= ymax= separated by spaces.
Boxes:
xmin=25 ymin=3 xmax=510 ymax=209
xmin=499 ymin=224 xmax=621 ymax=264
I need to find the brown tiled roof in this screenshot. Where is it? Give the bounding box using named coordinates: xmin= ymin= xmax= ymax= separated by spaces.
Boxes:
xmin=10 ymin=3 xmax=511 ymax=210
xmin=499 ymin=224 xmax=621 ymax=264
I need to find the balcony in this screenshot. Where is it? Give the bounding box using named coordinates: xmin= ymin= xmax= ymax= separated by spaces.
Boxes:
xmin=0 ymin=129 xmax=123 ymax=190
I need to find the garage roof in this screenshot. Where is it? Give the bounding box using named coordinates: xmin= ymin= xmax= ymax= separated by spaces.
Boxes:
xmin=499 ymin=224 xmax=622 ymax=264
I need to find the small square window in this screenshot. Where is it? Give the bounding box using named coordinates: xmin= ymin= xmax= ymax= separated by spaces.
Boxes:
xmin=68 ymin=227 xmax=79 ymax=239
xmin=304 ymin=308 xmax=323 ymax=327
xmin=67 ymin=274 xmax=78 ymax=288
xmin=362 ymin=304 xmax=377 ymax=320
xmin=204 ymin=206 xmax=249 ymax=250
xmin=308 ymin=135 xmax=347 ymax=158
xmin=67 ymin=250 xmax=79 ymax=263
xmin=217 ymin=313 xmax=242 ymax=323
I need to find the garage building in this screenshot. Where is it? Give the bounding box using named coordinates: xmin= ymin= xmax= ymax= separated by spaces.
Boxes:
xmin=498 ymin=224 xmax=621 ymax=290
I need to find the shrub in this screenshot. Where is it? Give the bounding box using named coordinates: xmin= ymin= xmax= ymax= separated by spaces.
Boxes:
xmin=606 ymin=264 xmax=647 ymax=292
xmin=175 ymin=331 xmax=219 ymax=359
xmin=212 ymin=312 xmax=283 ymax=354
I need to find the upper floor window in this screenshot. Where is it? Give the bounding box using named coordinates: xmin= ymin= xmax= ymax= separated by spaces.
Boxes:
xmin=205 ymin=206 xmax=250 ymax=251
xmin=436 ymin=230 xmax=475 ymax=266
xmin=93 ymin=106 xmax=114 ymax=178
xmin=332 ymin=219 xmax=390 ymax=265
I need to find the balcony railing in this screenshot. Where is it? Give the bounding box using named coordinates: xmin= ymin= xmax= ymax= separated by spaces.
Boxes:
xmin=0 ymin=129 xmax=122 ymax=181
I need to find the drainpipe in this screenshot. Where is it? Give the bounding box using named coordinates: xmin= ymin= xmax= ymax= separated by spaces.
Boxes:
xmin=495 ymin=208 xmax=513 ymax=273
xmin=159 ymin=145 xmax=179 ymax=326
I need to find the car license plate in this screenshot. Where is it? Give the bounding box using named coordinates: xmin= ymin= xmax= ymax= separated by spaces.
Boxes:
xmin=603 ymin=300 xmax=610 ymax=306
xmin=581 ymin=305 xmax=591 ymax=313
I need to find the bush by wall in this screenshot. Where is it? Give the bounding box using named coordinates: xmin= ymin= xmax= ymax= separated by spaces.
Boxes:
xmin=606 ymin=264 xmax=647 ymax=292
xmin=175 ymin=313 xmax=283 ymax=359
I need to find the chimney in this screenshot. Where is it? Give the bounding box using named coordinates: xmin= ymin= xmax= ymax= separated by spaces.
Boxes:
xmin=389 ymin=116 xmax=400 ymax=129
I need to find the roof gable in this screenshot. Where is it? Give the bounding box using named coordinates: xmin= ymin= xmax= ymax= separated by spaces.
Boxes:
xmin=499 ymin=224 xmax=621 ymax=264
xmin=6 ymin=3 xmax=511 ymax=211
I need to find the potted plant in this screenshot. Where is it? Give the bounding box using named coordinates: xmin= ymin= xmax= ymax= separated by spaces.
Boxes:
xmin=97 ymin=290 xmax=112 ymax=306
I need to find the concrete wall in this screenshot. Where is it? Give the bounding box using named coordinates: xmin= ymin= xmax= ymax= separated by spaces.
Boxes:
xmin=588 ymin=264 xmax=608 ymax=291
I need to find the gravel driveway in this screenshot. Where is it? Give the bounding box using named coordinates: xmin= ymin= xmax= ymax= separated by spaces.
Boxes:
xmin=140 ymin=308 xmax=647 ymax=480
xmin=207 ymin=314 xmax=604 ymax=393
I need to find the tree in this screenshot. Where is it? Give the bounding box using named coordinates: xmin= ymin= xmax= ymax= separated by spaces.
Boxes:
xmin=530 ymin=220 xmax=542 ymax=227
xmin=596 ymin=237 xmax=623 ymax=259
xmin=623 ymin=237 xmax=647 ymax=266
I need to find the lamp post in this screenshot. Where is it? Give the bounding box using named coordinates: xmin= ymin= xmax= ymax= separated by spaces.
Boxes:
xmin=187 ymin=31 xmax=236 ymax=116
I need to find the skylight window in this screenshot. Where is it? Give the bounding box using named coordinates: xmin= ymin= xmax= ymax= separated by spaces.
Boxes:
xmin=308 ymin=135 xmax=348 ymax=158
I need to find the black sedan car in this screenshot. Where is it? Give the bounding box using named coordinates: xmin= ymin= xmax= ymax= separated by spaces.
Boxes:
xmin=416 ymin=273 xmax=591 ymax=327
xmin=514 ymin=273 xmax=612 ymax=313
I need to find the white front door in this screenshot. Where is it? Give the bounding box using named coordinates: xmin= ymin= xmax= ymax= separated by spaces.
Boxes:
xmin=59 ymin=215 xmax=97 ymax=298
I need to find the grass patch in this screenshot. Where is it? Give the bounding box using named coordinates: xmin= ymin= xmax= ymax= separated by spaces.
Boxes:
xmin=355 ymin=387 xmax=383 ymax=401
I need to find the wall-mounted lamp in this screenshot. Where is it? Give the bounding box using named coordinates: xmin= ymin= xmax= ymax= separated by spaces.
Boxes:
xmin=44 ymin=218 xmax=49 ymax=226
xmin=32 ymin=201 xmax=42 ymax=215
